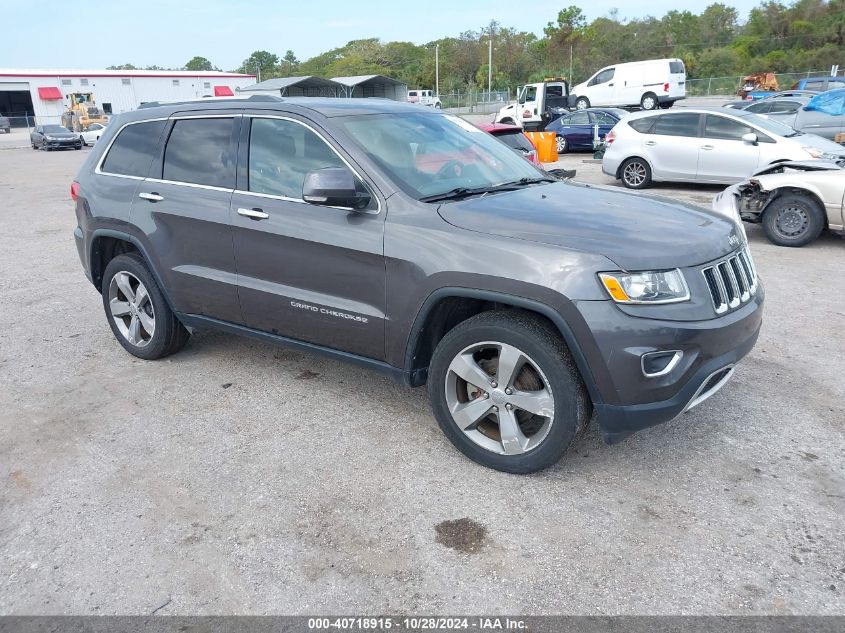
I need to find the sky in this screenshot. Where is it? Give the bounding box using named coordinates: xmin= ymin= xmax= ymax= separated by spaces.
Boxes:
xmin=3 ymin=0 xmax=765 ymax=71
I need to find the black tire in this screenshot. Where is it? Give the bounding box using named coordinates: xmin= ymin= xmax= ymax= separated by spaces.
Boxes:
xmin=659 ymin=101 xmax=674 ymax=109
xmin=556 ymin=134 xmax=568 ymax=154
xmin=500 ymin=118 xmax=515 ymax=125
xmin=575 ymin=97 xmax=590 ymax=110
xmin=619 ymin=157 xmax=652 ymax=189
xmin=427 ymin=310 xmax=590 ymax=474
xmin=762 ymin=194 xmax=825 ymax=247
xmin=640 ymin=92 xmax=659 ymax=110
xmin=101 ymin=253 xmax=189 ymax=360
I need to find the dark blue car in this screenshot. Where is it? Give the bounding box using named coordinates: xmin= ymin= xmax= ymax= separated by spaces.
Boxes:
xmin=545 ymin=108 xmax=628 ymax=153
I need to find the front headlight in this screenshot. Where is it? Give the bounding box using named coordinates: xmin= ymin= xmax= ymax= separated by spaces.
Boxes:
xmin=44 ymin=135 xmax=56 ymax=140
xmin=599 ymin=269 xmax=690 ymax=304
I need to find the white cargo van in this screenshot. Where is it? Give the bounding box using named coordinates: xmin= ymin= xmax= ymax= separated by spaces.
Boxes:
xmin=571 ymin=59 xmax=686 ymax=111
xmin=407 ymin=89 xmax=442 ymax=108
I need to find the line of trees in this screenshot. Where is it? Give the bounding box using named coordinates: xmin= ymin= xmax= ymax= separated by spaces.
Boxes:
xmin=110 ymin=1 xmax=845 ymax=91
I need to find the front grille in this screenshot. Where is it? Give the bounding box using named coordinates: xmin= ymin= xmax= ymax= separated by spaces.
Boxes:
xmin=702 ymin=247 xmax=757 ymax=314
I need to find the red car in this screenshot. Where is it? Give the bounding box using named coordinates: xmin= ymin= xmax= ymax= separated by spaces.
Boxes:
xmin=477 ymin=122 xmax=540 ymax=165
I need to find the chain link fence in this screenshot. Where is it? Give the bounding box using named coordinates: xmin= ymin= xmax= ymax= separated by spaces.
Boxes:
xmin=686 ymin=70 xmax=835 ymax=97
xmin=440 ymin=90 xmax=511 ymax=114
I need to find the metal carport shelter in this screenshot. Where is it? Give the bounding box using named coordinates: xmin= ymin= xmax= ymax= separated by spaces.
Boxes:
xmin=331 ymin=75 xmax=408 ymax=100
xmin=239 ymin=76 xmax=343 ymax=97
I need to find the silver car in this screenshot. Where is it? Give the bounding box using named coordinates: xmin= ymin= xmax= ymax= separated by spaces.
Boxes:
xmin=761 ymin=89 xmax=845 ymax=140
xmin=602 ymin=107 xmax=845 ymax=189
xmin=713 ymin=160 xmax=845 ymax=247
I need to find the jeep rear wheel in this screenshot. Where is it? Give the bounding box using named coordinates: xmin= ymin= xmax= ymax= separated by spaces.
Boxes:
xmin=102 ymin=253 xmax=189 ymax=360
xmin=428 ymin=311 xmax=590 ymax=473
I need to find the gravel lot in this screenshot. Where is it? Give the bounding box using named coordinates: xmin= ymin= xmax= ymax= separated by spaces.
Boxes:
xmin=1 ymin=142 xmax=843 ymax=616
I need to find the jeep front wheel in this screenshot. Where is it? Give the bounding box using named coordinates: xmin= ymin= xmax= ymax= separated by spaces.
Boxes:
xmin=427 ymin=311 xmax=589 ymax=474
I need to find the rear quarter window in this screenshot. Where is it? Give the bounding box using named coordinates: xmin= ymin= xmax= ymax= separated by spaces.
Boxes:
xmin=627 ymin=118 xmax=655 ymax=133
xmin=100 ymin=120 xmax=166 ymax=178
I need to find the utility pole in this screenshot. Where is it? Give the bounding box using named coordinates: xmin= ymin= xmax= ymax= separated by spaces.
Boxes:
xmin=569 ymin=44 xmax=573 ymax=83
xmin=488 ymin=37 xmax=493 ymax=101
xmin=435 ymin=44 xmax=439 ymax=96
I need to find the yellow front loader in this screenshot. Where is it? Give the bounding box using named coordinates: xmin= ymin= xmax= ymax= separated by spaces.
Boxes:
xmin=61 ymin=93 xmax=108 ymax=132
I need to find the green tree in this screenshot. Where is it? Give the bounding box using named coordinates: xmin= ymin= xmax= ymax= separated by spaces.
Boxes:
xmin=185 ymin=56 xmax=215 ymax=71
xmin=237 ymin=51 xmax=280 ymax=80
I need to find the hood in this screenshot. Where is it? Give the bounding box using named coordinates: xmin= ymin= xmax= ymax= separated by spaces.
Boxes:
xmin=437 ymin=182 xmax=741 ymax=270
xmin=794 ymin=132 xmax=845 ymax=155
xmin=752 ymin=160 xmax=842 ymax=176
xmin=44 ymin=131 xmax=78 ymax=138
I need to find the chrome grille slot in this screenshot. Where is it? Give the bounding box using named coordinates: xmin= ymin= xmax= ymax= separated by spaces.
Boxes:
xmin=702 ymin=247 xmax=757 ymax=315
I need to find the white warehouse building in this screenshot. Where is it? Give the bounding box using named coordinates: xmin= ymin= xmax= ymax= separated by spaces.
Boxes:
xmin=0 ymin=68 xmax=256 ymax=126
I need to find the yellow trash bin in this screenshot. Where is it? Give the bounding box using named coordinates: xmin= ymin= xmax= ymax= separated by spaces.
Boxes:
xmin=525 ymin=131 xmax=558 ymax=163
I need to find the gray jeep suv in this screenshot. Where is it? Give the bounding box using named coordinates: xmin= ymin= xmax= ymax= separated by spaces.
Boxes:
xmin=72 ymin=95 xmax=764 ymax=473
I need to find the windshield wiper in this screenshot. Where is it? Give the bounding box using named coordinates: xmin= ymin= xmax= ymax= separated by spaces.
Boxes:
xmin=419 ymin=177 xmax=556 ymax=203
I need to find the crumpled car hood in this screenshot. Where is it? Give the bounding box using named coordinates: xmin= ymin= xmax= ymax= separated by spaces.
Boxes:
xmin=438 ymin=181 xmax=741 ymax=270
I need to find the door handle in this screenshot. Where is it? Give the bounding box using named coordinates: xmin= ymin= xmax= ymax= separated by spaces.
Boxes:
xmin=644 ymin=140 xmax=657 ymax=146
xmin=237 ymin=207 xmax=269 ymax=220
xmin=138 ymin=192 xmax=163 ymax=202
xmin=700 ymin=145 xmax=715 ymax=150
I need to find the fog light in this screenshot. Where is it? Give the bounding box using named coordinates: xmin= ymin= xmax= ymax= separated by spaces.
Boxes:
xmin=641 ymin=350 xmax=682 ymax=377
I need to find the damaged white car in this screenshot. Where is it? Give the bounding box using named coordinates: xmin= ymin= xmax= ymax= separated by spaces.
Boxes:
xmin=713 ymin=161 xmax=845 ymax=247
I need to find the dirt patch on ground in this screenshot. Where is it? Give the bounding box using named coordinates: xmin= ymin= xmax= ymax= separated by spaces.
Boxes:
xmin=434 ymin=518 xmax=488 ymax=553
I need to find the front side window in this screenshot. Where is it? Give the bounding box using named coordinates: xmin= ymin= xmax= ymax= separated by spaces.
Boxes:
xmin=745 ymin=101 xmax=772 ymax=114
xmin=248 ymin=117 xmax=346 ymax=199
xmin=652 ymin=113 xmax=701 ymax=137
xmin=589 ymin=68 xmax=614 ymax=86
xmin=163 ymin=118 xmax=235 ymax=188
xmin=704 ymin=115 xmax=754 ymax=141
xmin=768 ymin=100 xmax=800 ymax=114
xmin=804 ymin=81 xmax=824 ymax=90
xmin=523 ymin=86 xmax=537 ymax=102
xmin=101 ymin=120 xmax=167 ymax=177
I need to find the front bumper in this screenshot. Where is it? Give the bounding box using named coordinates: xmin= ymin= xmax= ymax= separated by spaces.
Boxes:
xmin=576 ymin=285 xmax=764 ymax=443
xmin=44 ymin=139 xmax=82 ymax=149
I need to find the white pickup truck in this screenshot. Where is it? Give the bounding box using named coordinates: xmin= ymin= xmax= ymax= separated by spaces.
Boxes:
xmin=408 ymin=89 xmax=442 ymax=108
xmin=494 ymin=79 xmax=574 ymax=131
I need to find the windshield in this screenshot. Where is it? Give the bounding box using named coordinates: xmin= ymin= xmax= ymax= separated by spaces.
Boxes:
xmin=736 ymin=111 xmax=799 ymax=137
xmin=336 ymin=112 xmax=544 ymax=200
xmin=43 ymin=125 xmax=69 ymax=133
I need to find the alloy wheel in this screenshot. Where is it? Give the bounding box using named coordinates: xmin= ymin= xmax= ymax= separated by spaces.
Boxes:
xmin=108 ymin=271 xmax=155 ymax=347
xmin=444 ymin=341 xmax=555 ymax=455
xmin=623 ymin=161 xmax=647 ymax=187
xmin=556 ymin=136 xmax=567 ymax=153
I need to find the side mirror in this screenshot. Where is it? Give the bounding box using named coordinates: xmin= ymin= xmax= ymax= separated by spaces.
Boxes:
xmin=303 ymin=167 xmax=370 ymax=210
xmin=741 ymin=132 xmax=758 ymax=145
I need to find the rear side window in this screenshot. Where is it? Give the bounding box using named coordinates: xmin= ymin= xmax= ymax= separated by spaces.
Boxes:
xmin=163 ymin=118 xmax=236 ymax=188
xmin=704 ymin=115 xmax=754 ymax=141
xmin=829 ymin=80 xmax=845 ymax=90
xmin=495 ymin=130 xmax=534 ymax=152
xmin=628 ymin=118 xmax=654 ymax=133
xmin=804 ymin=81 xmax=824 ymax=90
xmin=592 ymin=111 xmax=618 ymax=125
xmin=566 ymin=111 xmax=590 ymax=125
xmin=669 ymin=61 xmax=685 ymax=74
xmin=101 ymin=120 xmax=166 ymax=177
xmin=248 ymin=117 xmax=346 ymax=199
xmin=652 ymin=113 xmax=701 ymax=137
xmin=768 ymin=100 xmax=801 ymax=114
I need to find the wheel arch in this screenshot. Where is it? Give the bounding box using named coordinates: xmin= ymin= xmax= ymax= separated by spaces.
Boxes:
xmin=615 ymin=154 xmax=654 ymax=180
xmin=761 ymin=186 xmax=828 ymax=228
xmin=402 ymin=288 xmax=602 ymax=405
xmin=89 ymin=229 xmax=178 ymax=312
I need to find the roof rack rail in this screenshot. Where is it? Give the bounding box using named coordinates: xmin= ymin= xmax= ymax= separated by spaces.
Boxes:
xmin=137 ymin=94 xmax=284 ymax=109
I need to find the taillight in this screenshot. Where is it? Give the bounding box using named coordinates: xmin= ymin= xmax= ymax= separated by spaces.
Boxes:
xmin=605 ymin=130 xmax=616 ymax=145
xmin=663 ymin=82 xmax=669 ymax=92
xmin=70 ymin=181 xmax=80 ymax=201
xmin=526 ymin=149 xmax=539 ymax=164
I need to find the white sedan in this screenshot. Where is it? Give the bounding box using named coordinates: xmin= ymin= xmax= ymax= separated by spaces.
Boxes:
xmin=78 ymin=123 xmax=107 ymax=146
